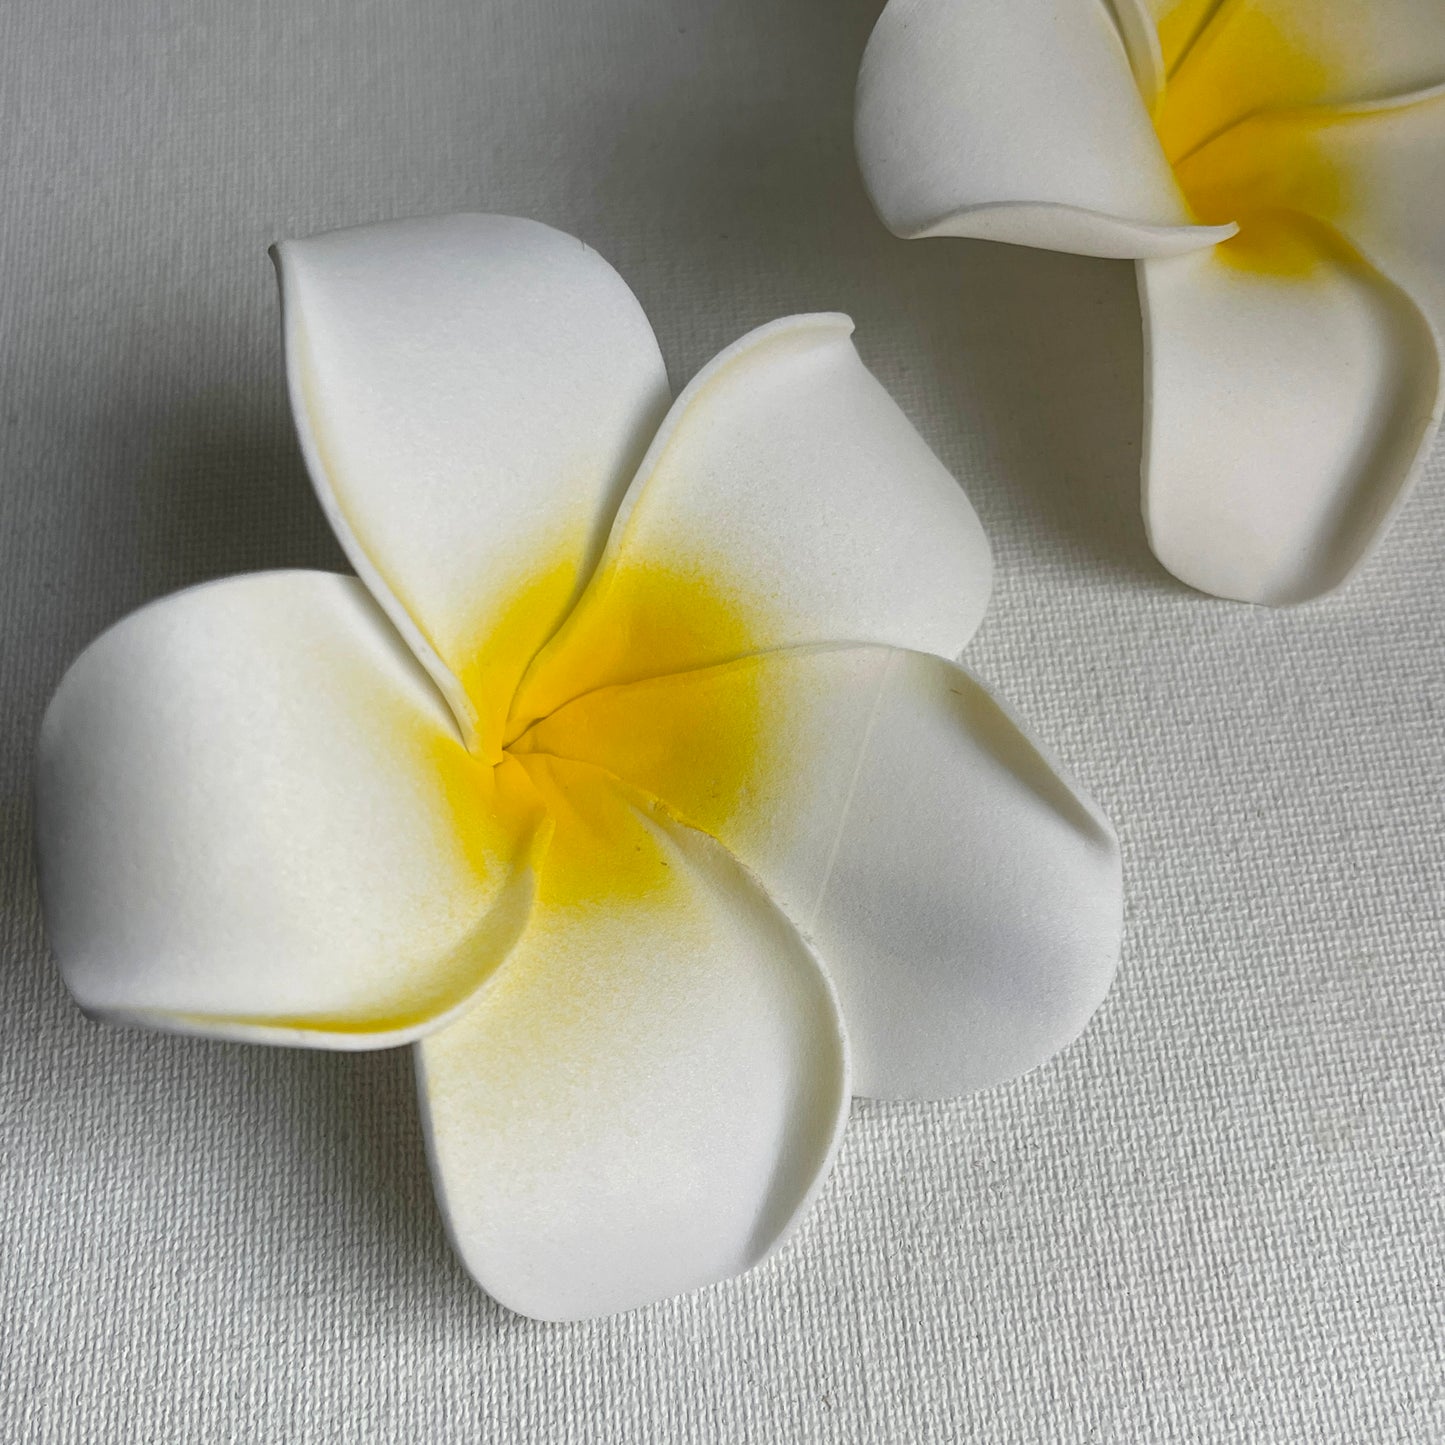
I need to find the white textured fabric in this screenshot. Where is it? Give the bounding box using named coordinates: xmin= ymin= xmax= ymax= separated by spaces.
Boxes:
xmin=1 ymin=0 xmax=1441 ymax=1440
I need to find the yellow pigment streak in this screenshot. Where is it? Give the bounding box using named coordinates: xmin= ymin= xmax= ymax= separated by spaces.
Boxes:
xmin=209 ymin=554 xmax=772 ymax=1038
xmin=174 ymin=748 xmax=549 ymax=1039
xmin=1151 ymin=0 xmax=1350 ymax=275
xmin=500 ymin=556 xmax=768 ymax=910
xmin=506 ymin=552 xmax=763 ymax=740
xmin=1155 ymin=0 xmax=1226 ymax=78
xmin=512 ymin=656 xmax=771 ymax=847
xmin=453 ymin=545 xmax=592 ymax=763
xmin=510 ymin=755 xmax=682 ymax=910
xmin=429 ymin=744 xmax=545 ymax=890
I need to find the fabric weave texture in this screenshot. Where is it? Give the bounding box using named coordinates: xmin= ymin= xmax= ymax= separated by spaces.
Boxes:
xmin=1 ymin=0 xmax=1441 ymax=1439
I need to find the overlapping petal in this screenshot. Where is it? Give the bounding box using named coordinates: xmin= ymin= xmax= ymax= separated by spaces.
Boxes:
xmin=1140 ymin=227 xmax=1439 ymax=604
xmin=1106 ymin=0 xmax=1167 ymax=107
xmin=275 ymin=214 xmax=670 ymax=755
xmin=1178 ymin=86 xmax=1445 ymax=334
xmin=855 ymin=0 xmax=1232 ymax=256
xmin=510 ymin=314 xmax=992 ymax=729
xmin=36 ymin=572 xmax=546 ymax=1048
xmin=515 ymin=645 xmax=1121 ymax=1099
xmin=1149 ymin=0 xmax=1445 ymax=142
xmin=39 ymin=209 xmax=1124 ymax=1320
xmin=858 ymin=0 xmax=1445 ymax=604
xmin=417 ymin=758 xmax=848 ymax=1321
xmin=1143 ymin=71 xmax=1445 ymax=604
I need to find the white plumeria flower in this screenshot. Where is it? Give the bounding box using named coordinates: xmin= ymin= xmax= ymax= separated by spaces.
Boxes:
xmin=857 ymin=0 xmax=1445 ymax=605
xmin=35 ymin=215 xmax=1121 ymax=1321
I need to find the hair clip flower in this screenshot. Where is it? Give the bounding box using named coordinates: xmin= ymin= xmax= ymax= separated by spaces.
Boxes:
xmin=36 ymin=215 xmax=1121 ymax=1319
xmin=857 ymin=0 xmax=1445 ymax=604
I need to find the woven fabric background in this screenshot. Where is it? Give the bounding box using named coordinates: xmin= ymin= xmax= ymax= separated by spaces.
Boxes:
xmin=2 ymin=1 xmax=1442 ymax=1440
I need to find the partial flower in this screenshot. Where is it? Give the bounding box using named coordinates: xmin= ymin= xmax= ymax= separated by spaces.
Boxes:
xmin=35 ymin=215 xmax=1121 ymax=1320
xmin=857 ymin=0 xmax=1445 ymax=605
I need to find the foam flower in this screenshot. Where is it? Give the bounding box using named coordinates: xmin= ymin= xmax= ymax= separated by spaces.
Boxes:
xmin=857 ymin=0 xmax=1445 ymax=604
xmin=35 ymin=215 xmax=1121 ymax=1320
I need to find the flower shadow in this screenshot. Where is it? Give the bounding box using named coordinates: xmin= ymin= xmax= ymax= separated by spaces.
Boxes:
xmin=0 ymin=377 xmax=478 ymax=1317
xmin=126 ymin=389 xmax=346 ymax=598
xmin=927 ymin=239 xmax=1174 ymax=589
xmin=0 ymin=382 xmax=345 ymax=977
xmin=271 ymin=1042 xmax=475 ymax=1310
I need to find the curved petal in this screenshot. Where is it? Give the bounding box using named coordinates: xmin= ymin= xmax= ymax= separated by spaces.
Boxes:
xmin=1219 ymin=88 xmax=1445 ymax=345
xmin=855 ymin=0 xmax=1231 ymax=256
xmin=1139 ymin=220 xmax=1441 ymax=604
xmin=416 ymin=758 xmax=848 ymax=1320
xmin=1151 ymin=0 xmax=1445 ymax=161
xmin=274 ymin=214 xmax=671 ymax=755
xmin=515 ymin=646 xmax=1121 ymax=1100
xmin=509 ymin=315 xmax=992 ymax=730
xmin=1107 ymin=0 xmax=1167 ymax=107
xmin=36 ymin=571 xmax=546 ymax=1048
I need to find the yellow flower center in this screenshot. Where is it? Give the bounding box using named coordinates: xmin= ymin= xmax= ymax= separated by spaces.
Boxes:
xmin=1149 ymin=0 xmax=1350 ymax=273
xmin=447 ymin=556 xmax=772 ymax=910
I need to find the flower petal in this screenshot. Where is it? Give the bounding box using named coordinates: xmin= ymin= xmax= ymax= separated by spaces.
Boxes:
xmin=274 ymin=215 xmax=671 ymax=754
xmin=1247 ymin=88 xmax=1445 ymax=345
xmin=37 ymin=571 xmax=546 ymax=1048
xmin=510 ymin=315 xmax=992 ymax=728
xmin=1139 ymin=221 xmax=1440 ymax=604
xmin=515 ymin=646 xmax=1121 ymax=1100
xmin=1106 ymin=0 xmax=1167 ymax=108
xmin=855 ymin=0 xmax=1231 ymax=256
xmin=416 ymin=758 xmax=849 ymax=1320
xmin=1149 ymin=0 xmax=1445 ymax=144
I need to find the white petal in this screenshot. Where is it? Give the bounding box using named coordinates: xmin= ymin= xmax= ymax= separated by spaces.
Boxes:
xmin=516 ymin=646 xmax=1121 ymax=1100
xmin=37 ymin=572 xmax=546 ymax=1048
xmin=1242 ymin=88 xmax=1445 ymax=346
xmin=855 ymin=0 xmax=1231 ymax=257
xmin=1140 ymin=227 xmax=1440 ymax=604
xmin=275 ymin=214 xmax=670 ymax=754
xmin=1106 ymin=0 xmax=1167 ymax=107
xmin=416 ymin=759 xmax=848 ymax=1320
xmin=510 ymin=315 xmax=991 ymax=727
